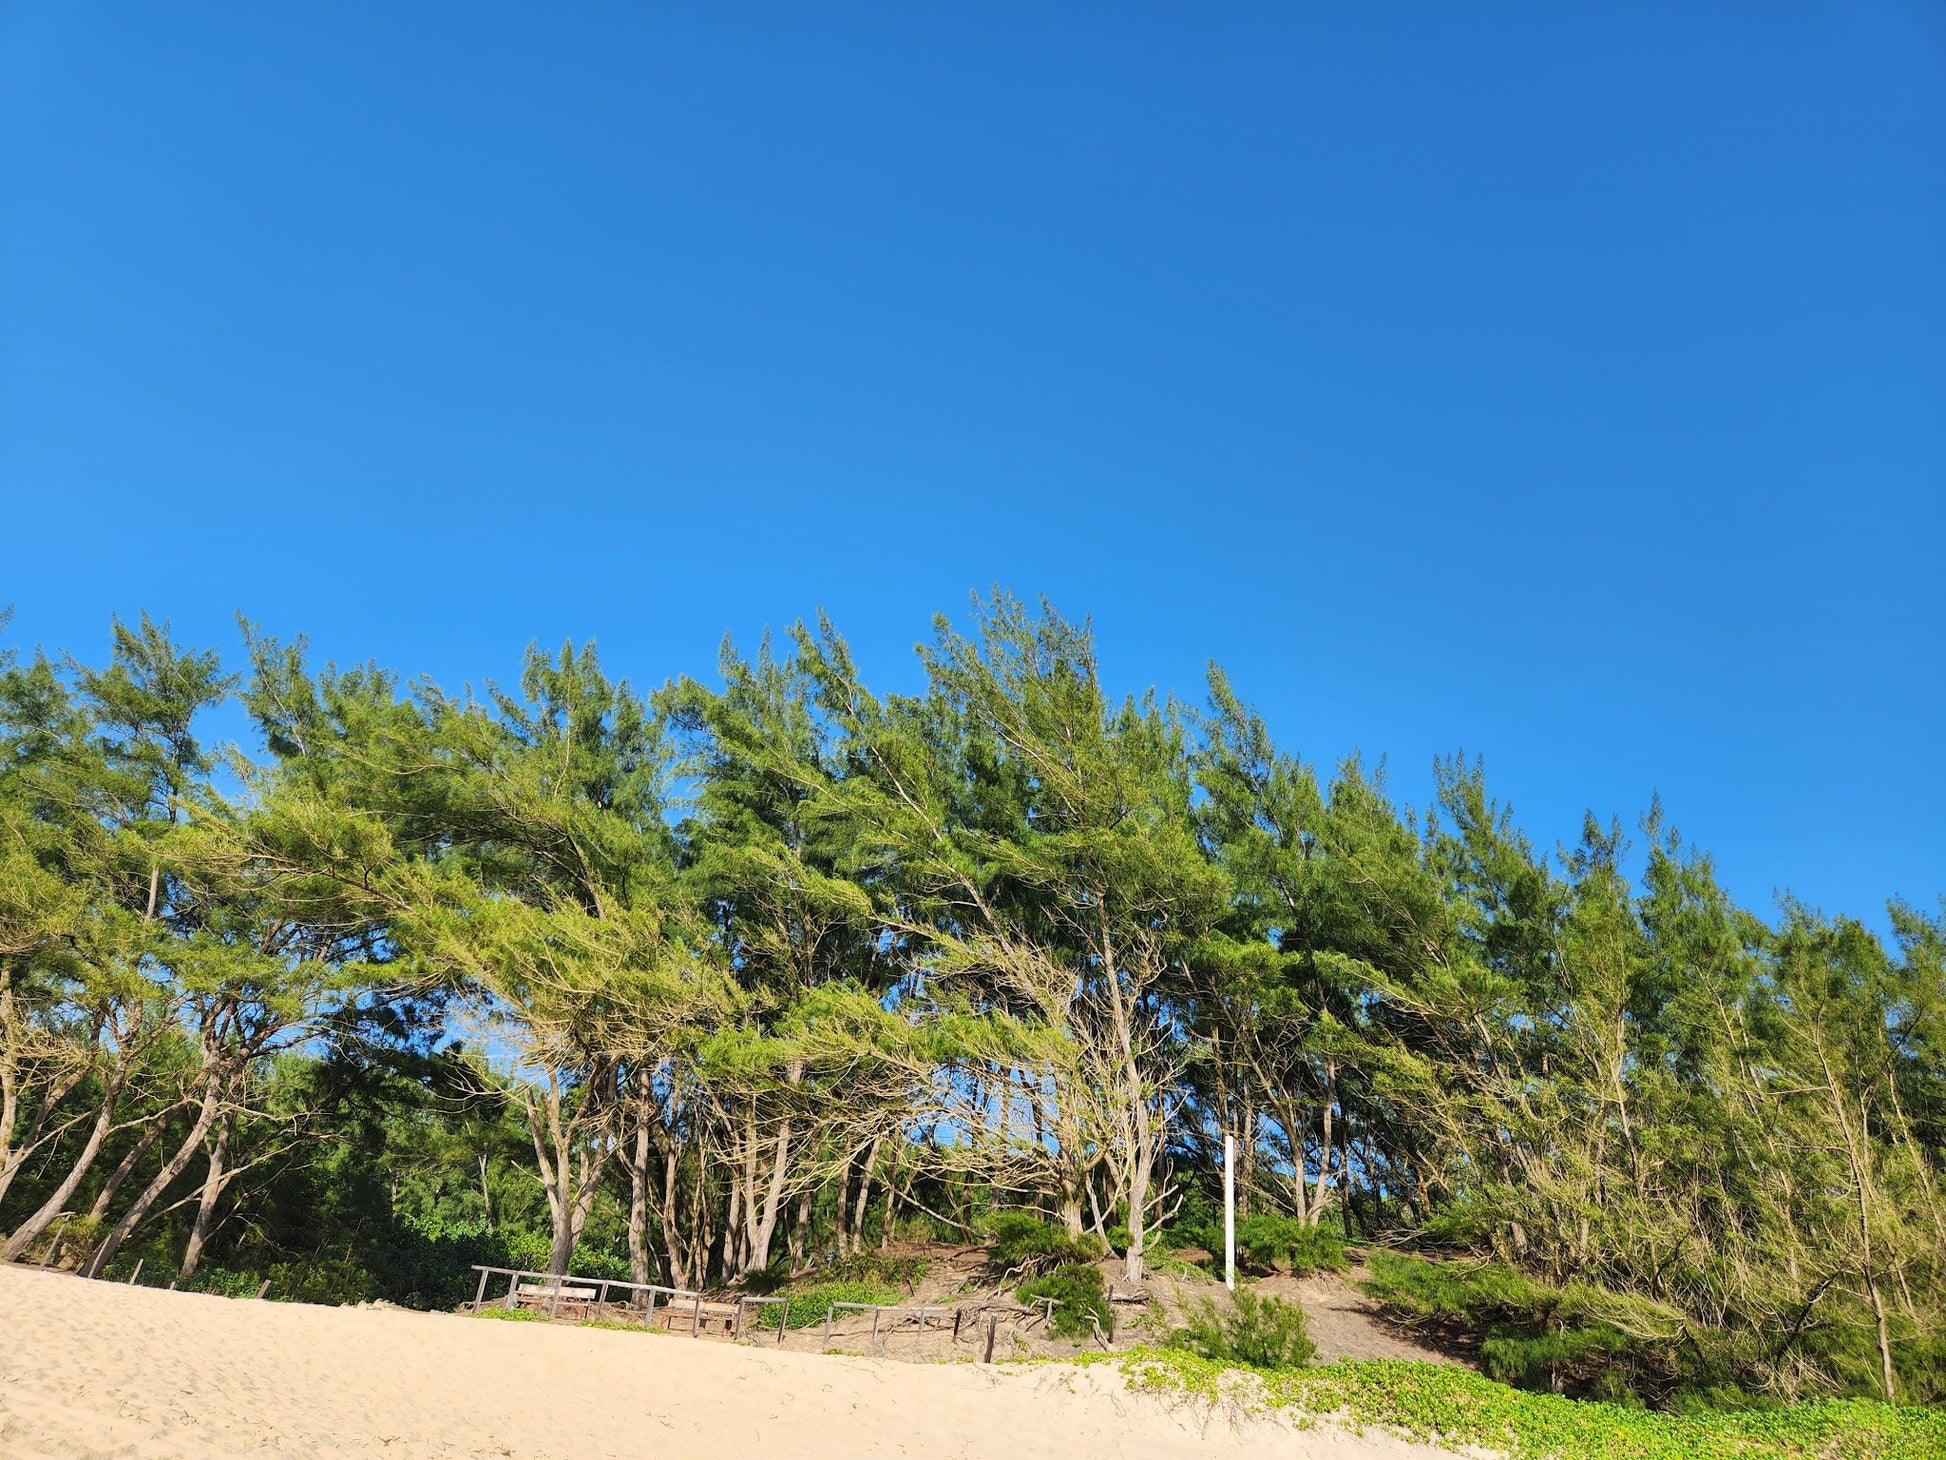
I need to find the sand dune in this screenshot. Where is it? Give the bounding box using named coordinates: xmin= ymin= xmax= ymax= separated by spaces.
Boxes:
xmin=0 ymin=1265 xmax=1460 ymax=1460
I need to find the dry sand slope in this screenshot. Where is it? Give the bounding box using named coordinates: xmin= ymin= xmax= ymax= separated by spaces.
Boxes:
xmin=0 ymin=1266 xmax=1461 ymax=1460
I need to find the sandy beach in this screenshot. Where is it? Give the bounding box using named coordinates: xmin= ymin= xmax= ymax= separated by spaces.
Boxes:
xmin=0 ymin=1265 xmax=1461 ymax=1460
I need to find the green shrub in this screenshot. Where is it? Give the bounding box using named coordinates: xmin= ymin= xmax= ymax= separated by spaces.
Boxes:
xmin=826 ymin=1251 xmax=929 ymax=1288
xmin=1360 ymin=1251 xmax=1689 ymax=1401
xmin=1019 ymin=1261 xmax=1111 ymax=1341
xmin=987 ymin=1211 xmax=1104 ymax=1276
xmin=1234 ymin=1216 xmax=1346 ymax=1276
xmin=780 ymin=1279 xmax=902 ymax=1329
xmin=1172 ymin=1289 xmax=1317 ymax=1370
xmin=1162 ymin=1213 xmax=1346 ymax=1277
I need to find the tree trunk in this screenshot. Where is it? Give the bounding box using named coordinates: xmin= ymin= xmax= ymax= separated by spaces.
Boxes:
xmin=834 ymin=1149 xmax=852 ymax=1259
xmin=87 ymin=1104 xmax=179 ymax=1224
xmin=787 ymin=1187 xmax=811 ymax=1268
xmin=851 ymin=1134 xmax=881 ymax=1254
xmin=625 ymin=1101 xmax=654 ymax=1286
xmin=84 ymin=1072 xmax=223 ymax=1279
xmin=1 ymin=1059 xmax=129 ymax=1262
xmin=1309 ymin=1058 xmax=1337 ymax=1226
xmin=524 ymin=1079 xmax=607 ymax=1278
xmin=178 ymin=1105 xmax=237 ymax=1280
xmin=743 ymin=1118 xmax=793 ymax=1277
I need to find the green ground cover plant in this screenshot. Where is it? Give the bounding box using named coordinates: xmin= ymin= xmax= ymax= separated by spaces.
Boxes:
xmin=1098 ymin=1351 xmax=1946 ymax=1460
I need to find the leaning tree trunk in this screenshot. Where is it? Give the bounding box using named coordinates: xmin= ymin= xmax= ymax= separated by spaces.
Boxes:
xmin=84 ymin=1071 xmax=224 ymax=1279
xmin=0 ymin=1060 xmax=129 ymax=1262
xmin=177 ymin=1105 xmax=237 ymax=1280
xmin=88 ymin=1104 xmax=177 ymax=1224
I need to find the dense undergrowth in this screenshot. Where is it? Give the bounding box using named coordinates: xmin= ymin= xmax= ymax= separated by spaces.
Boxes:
xmin=1359 ymin=1251 xmax=1946 ymax=1408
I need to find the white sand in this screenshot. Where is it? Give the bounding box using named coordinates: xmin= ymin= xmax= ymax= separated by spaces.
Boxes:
xmin=0 ymin=1265 xmax=1461 ymax=1459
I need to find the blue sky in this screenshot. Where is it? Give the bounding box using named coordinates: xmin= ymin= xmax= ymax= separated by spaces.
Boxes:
xmin=3 ymin=4 xmax=1941 ymax=927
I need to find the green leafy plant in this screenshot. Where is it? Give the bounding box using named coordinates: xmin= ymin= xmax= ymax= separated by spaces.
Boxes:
xmin=1360 ymin=1251 xmax=1691 ymax=1400
xmin=1172 ymin=1289 xmax=1317 ymax=1370
xmin=1162 ymin=1214 xmax=1346 ymax=1277
xmin=779 ymin=1279 xmax=902 ymax=1329
xmin=1019 ymin=1262 xmax=1111 ymax=1341
xmin=1102 ymin=1351 xmax=1946 ymax=1460
xmin=826 ymin=1251 xmax=929 ymax=1288
xmin=987 ymin=1212 xmax=1105 ymax=1276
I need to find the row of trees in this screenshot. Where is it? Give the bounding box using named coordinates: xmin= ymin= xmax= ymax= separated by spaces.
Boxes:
xmin=1 ymin=597 xmax=1940 ymax=1403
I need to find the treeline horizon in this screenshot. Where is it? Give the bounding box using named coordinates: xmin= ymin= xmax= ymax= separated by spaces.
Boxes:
xmin=0 ymin=594 xmax=1940 ymax=1406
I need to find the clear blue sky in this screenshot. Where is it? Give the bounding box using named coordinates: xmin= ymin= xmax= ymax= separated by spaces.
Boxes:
xmin=3 ymin=4 xmax=1941 ymax=927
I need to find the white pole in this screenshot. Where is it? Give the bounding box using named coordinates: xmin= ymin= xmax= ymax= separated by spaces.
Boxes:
xmin=1223 ymin=1132 xmax=1236 ymax=1292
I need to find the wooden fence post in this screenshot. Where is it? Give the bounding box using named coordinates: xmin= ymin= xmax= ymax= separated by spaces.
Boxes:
xmin=127 ymin=1259 xmax=143 ymax=1286
xmin=983 ymin=1313 xmax=998 ymax=1363
xmin=472 ymin=1268 xmax=489 ymax=1313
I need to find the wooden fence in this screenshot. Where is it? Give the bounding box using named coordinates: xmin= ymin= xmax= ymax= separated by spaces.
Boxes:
xmin=468 ymin=1265 xmax=1057 ymax=1360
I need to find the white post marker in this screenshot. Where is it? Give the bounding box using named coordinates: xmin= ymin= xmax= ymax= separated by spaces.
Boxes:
xmin=1223 ymin=1131 xmax=1236 ymax=1292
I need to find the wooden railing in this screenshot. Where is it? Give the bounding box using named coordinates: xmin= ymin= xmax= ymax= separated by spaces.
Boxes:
xmin=468 ymin=1265 xmax=1060 ymax=1360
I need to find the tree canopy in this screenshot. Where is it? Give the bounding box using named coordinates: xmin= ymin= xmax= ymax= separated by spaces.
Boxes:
xmin=2 ymin=594 xmax=1939 ymax=1406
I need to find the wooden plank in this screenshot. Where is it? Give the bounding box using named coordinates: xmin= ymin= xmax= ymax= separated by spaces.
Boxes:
xmin=472 ymin=1267 xmax=490 ymax=1313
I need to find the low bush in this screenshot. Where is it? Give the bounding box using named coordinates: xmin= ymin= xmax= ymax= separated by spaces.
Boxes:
xmin=986 ymin=1211 xmax=1104 ymax=1276
xmin=1172 ymin=1289 xmax=1316 ymax=1370
xmin=1019 ymin=1261 xmax=1111 ymax=1341
xmin=1162 ymin=1213 xmax=1346 ymax=1277
xmin=1235 ymin=1216 xmax=1346 ymax=1276
xmin=1360 ymin=1251 xmax=1690 ymax=1401
xmin=779 ymin=1279 xmax=902 ymax=1329
xmin=826 ymin=1251 xmax=929 ymax=1288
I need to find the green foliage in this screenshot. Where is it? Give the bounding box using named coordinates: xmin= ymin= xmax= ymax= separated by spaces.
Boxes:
xmin=5 ymin=598 xmax=1945 ymax=1414
xmin=987 ymin=1212 xmax=1105 ymax=1276
xmin=1018 ymin=1262 xmax=1110 ymax=1341
xmin=1171 ymin=1289 xmax=1317 ymax=1370
xmin=1168 ymin=1214 xmax=1346 ymax=1277
xmin=1361 ymin=1251 xmax=1691 ymax=1399
xmin=826 ymin=1251 xmax=929 ymax=1288
xmin=779 ymin=1279 xmax=902 ymax=1329
xmin=1106 ymin=1351 xmax=1946 ymax=1460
